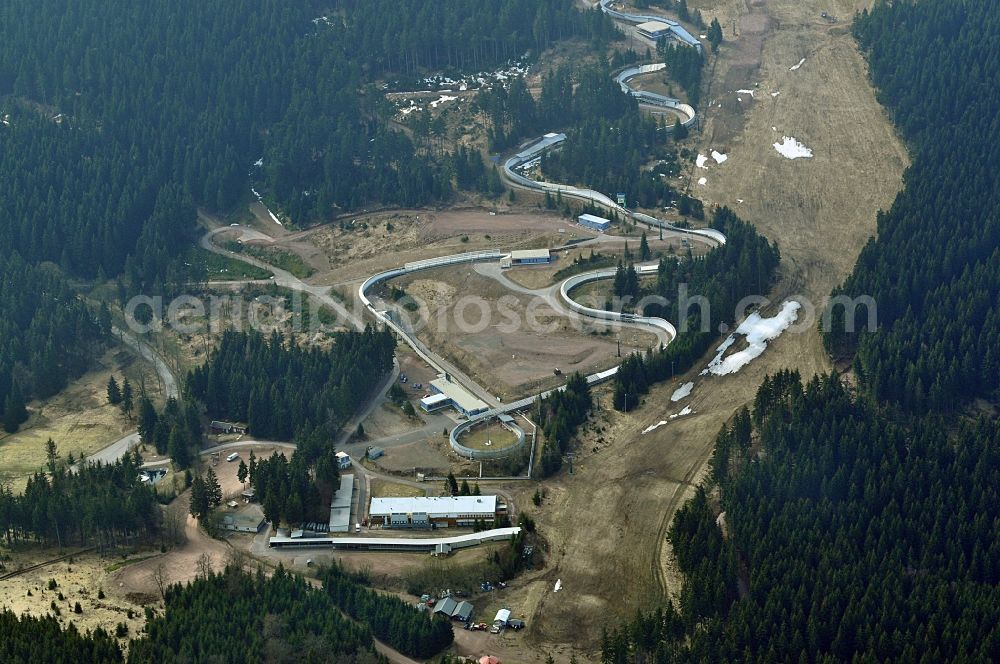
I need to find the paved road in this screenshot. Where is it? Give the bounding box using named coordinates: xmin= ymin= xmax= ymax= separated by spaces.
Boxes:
xmin=76 ymin=329 xmax=180 ymax=470
xmin=113 ymin=326 xmax=179 ymax=399
xmin=86 ymin=432 xmax=142 ymax=467
xmin=199 ymin=218 xmax=363 ymax=332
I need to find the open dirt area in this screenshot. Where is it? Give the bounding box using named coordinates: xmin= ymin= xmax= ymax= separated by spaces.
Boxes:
xmin=0 ymin=345 xmax=165 ymax=492
xmin=297 ymin=208 xmax=581 ymax=287
xmin=390 ymin=266 xmax=657 ymax=399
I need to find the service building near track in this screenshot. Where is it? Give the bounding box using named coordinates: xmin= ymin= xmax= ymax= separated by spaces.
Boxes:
xmin=328 ymin=474 xmax=354 ymax=533
xmin=500 ymin=248 xmax=551 ymax=268
xmin=368 ymin=495 xmax=504 ymax=529
xmin=420 ymin=375 xmax=490 ymax=417
xmin=579 ymin=213 xmax=612 ymax=232
xmin=637 ymin=20 xmax=672 ymax=40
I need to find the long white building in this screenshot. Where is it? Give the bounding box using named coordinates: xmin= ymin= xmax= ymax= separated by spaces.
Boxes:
xmin=369 ymin=495 xmax=503 ymax=528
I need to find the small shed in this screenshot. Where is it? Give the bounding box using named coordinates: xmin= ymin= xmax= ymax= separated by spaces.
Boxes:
xmin=493 ymin=608 xmax=511 ymax=626
xmin=453 ymin=600 xmax=474 ymax=622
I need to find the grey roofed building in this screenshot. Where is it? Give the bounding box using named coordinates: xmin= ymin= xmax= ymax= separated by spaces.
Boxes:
xmin=453 ymin=600 xmax=474 ymax=621
xmin=433 ymin=597 xmax=458 ymax=617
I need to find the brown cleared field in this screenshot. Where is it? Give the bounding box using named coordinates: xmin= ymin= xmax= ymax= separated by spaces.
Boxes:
xmin=0 ymin=547 xmax=154 ymax=651
xmin=0 ymin=346 xmax=165 ymax=492
xmin=299 ymin=209 xmax=581 ymax=286
xmin=390 ymin=266 xmax=657 ymax=400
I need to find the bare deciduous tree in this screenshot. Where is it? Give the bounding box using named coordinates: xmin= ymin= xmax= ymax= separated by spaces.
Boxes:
xmin=195 ymin=552 xmax=214 ymax=579
xmin=151 ymin=562 xmax=167 ymax=601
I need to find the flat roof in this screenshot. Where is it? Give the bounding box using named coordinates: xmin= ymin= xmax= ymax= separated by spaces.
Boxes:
xmin=335 ymin=451 xmax=350 ymax=459
xmin=420 ymin=393 xmax=450 ymax=406
xmin=429 ymin=377 xmax=489 ymax=414
xmin=269 ymin=526 xmax=521 ymax=550
xmin=495 ymin=608 xmax=511 ymax=623
xmin=329 ymin=474 xmax=354 ymax=531
xmin=579 ymin=213 xmax=611 ymax=224
xmin=637 ymin=20 xmax=671 ymax=32
xmin=510 ymin=249 xmax=550 ymax=260
xmin=370 ymin=495 xmax=498 ymax=518
xmin=514 ymin=133 xmax=567 ymax=161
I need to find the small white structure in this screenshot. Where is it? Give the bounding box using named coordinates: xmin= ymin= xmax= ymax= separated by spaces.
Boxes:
xmin=494 ymin=608 xmax=512 ymax=626
xmin=335 ymin=451 xmax=352 ymax=469
xmin=508 ymin=249 xmax=551 ymax=265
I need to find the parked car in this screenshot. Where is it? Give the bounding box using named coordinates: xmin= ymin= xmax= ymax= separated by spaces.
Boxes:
xmin=489 ymin=625 xmax=501 ymax=634
xmin=508 ymin=619 xmax=525 ymax=630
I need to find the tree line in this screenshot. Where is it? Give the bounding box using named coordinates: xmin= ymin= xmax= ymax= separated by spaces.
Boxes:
xmin=612 ymin=207 xmax=780 ymax=409
xmin=185 ymin=327 xmax=395 ymax=443
xmin=825 ymin=0 xmax=1000 ymax=413
xmin=0 ymin=610 xmax=123 ymax=664
xmin=129 ymin=564 xmax=382 ymax=663
xmin=0 ymin=449 xmax=160 ymax=550
xmin=0 ymin=252 xmax=106 ymax=433
xmin=249 ymin=449 xmax=343 ymax=530
xmin=321 ymin=562 xmax=454 ymax=659
xmin=533 ymin=372 xmax=593 ymax=476
xmin=604 ymin=371 xmax=1000 ymax=662
xmin=337 ymin=0 xmax=618 ymax=74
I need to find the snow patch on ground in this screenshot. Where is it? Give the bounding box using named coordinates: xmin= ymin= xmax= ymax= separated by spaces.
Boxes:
xmin=701 ymin=301 xmax=801 ymax=376
xmin=429 ymin=94 xmax=457 ymax=108
xmin=773 ymin=136 xmax=813 ymax=159
xmin=737 ymin=198 xmax=744 ymax=203
xmin=671 ymin=382 xmax=694 ymax=402
xmin=736 ymin=89 xmax=755 ymax=97
xmin=790 ymin=58 xmax=806 ymax=71
xmin=696 ymin=153 xmax=708 ymax=168
xmin=553 ymin=579 xmax=562 ymax=592
xmin=698 ymin=177 xmax=707 ymax=186
xmin=771 ymin=91 xmax=781 ymax=97
xmin=642 ymin=420 xmax=669 ymax=434
xmin=253 ymin=157 xmax=263 ymax=168
xmin=670 ymin=406 xmax=693 ymax=419
xmin=711 ymin=150 xmax=728 ymax=164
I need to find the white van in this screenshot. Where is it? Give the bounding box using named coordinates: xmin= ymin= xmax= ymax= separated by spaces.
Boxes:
xmin=226 ymin=452 xmax=239 ymax=462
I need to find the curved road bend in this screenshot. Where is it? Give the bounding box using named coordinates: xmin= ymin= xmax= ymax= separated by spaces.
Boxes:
xmin=77 ymin=328 xmax=180 ymax=469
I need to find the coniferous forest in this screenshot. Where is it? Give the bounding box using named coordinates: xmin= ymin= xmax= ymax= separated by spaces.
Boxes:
xmin=825 ymin=0 xmax=1000 ymax=412
xmin=0 ymin=610 xmax=123 ymax=664
xmin=600 ymin=1 xmax=1000 ymax=660
xmin=185 ymin=327 xmax=395 ymax=443
xmin=0 ymin=451 xmax=160 ymax=548
xmin=0 ymin=253 xmax=106 ymax=432
xmin=129 ymin=565 xmax=382 ymax=664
